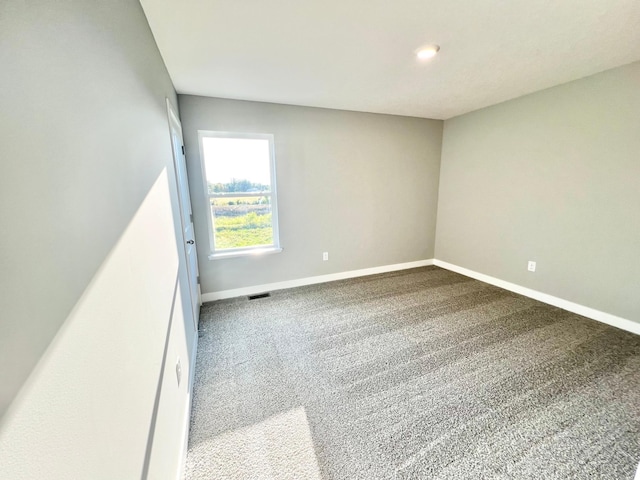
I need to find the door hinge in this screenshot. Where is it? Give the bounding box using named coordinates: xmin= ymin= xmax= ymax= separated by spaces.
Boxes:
xmin=190 ymin=213 xmax=193 ymax=224
xmin=197 ymin=275 xmax=200 ymax=284
xmin=181 ymin=145 xmax=185 ymax=155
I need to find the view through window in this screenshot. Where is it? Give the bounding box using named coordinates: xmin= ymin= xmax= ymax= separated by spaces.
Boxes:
xmin=199 ymin=132 xmax=280 ymax=255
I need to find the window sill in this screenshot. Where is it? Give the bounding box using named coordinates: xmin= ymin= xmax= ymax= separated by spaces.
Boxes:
xmin=208 ymin=247 xmax=283 ymax=260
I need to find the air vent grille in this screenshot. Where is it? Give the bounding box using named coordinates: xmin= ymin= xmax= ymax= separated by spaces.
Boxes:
xmin=248 ymin=292 xmax=271 ymax=300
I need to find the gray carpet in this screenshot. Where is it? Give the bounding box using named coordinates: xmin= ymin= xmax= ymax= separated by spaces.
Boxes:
xmin=185 ymin=266 xmax=640 ymax=479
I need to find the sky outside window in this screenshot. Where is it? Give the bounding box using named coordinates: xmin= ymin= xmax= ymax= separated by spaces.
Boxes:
xmin=202 ymin=137 xmax=271 ymax=186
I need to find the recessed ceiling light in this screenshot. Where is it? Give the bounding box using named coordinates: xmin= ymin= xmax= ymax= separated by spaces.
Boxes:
xmin=416 ymin=45 xmax=440 ymax=60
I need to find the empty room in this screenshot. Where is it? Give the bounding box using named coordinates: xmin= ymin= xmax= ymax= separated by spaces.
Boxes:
xmin=1 ymin=0 xmax=639 ymax=479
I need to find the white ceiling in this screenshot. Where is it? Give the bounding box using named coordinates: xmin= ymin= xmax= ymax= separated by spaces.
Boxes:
xmin=140 ymin=0 xmax=640 ymax=119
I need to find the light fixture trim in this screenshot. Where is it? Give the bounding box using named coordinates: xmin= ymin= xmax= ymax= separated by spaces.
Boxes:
xmin=416 ymin=44 xmax=441 ymax=60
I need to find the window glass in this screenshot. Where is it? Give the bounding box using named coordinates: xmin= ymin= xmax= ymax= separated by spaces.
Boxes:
xmin=199 ymin=133 xmax=280 ymax=256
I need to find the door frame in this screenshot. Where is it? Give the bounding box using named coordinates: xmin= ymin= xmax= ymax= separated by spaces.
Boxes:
xmin=166 ymin=98 xmax=201 ymax=329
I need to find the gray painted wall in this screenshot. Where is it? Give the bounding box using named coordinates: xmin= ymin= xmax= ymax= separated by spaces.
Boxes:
xmin=0 ymin=1 xmax=194 ymax=478
xmin=436 ymin=62 xmax=640 ymax=321
xmin=178 ymin=96 xmax=443 ymax=294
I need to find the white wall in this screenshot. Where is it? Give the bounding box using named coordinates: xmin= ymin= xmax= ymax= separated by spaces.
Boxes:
xmin=436 ymin=61 xmax=640 ymax=322
xmin=0 ymin=1 xmax=195 ymax=478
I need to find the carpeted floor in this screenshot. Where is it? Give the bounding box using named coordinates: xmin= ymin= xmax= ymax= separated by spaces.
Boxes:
xmin=185 ymin=266 xmax=640 ymax=479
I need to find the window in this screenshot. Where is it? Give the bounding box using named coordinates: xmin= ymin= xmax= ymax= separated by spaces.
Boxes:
xmin=198 ymin=131 xmax=280 ymax=259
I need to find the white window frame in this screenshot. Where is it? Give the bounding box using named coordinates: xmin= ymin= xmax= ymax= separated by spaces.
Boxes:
xmin=197 ymin=130 xmax=282 ymax=260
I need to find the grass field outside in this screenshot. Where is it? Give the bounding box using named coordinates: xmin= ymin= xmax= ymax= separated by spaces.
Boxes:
xmin=213 ymin=211 xmax=274 ymax=249
xmin=209 ymin=189 xmax=275 ymax=250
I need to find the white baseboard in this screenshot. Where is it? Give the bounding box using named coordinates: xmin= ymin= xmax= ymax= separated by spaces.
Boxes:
xmin=201 ymin=259 xmax=434 ymax=302
xmin=433 ymin=259 xmax=640 ymax=336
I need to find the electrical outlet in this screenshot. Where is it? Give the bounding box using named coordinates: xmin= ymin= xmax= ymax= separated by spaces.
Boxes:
xmin=527 ymin=261 xmax=536 ymax=272
xmin=176 ymin=357 xmax=182 ymax=386
xmin=323 ymin=252 xmax=329 ymax=261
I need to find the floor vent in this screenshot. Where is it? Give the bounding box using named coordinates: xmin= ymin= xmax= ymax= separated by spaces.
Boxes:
xmin=248 ymin=292 xmax=271 ymax=300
